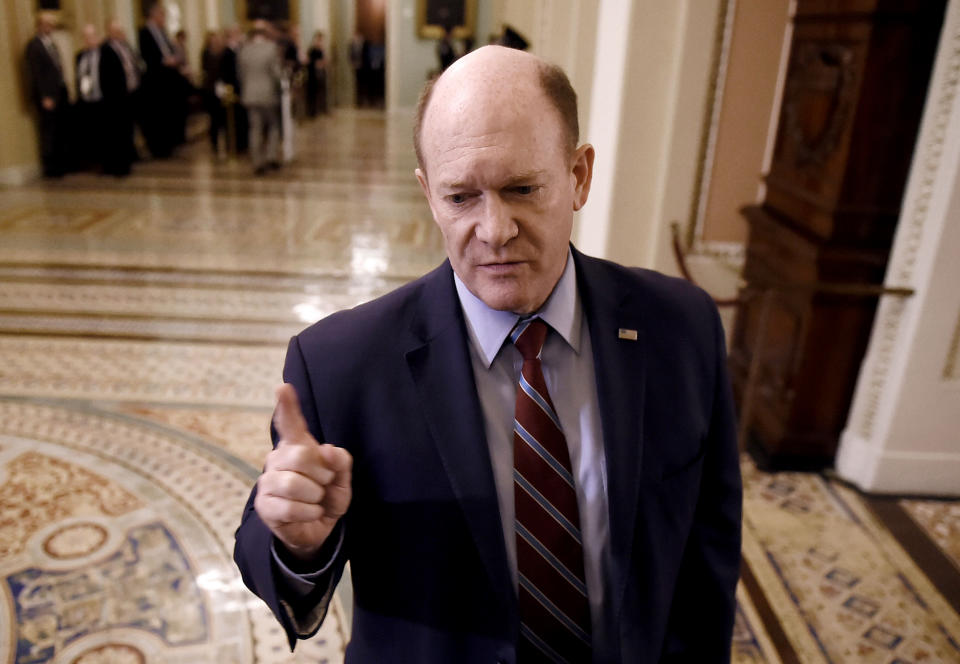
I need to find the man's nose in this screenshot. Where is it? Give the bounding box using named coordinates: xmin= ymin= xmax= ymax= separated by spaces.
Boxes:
xmin=474 ymin=195 xmax=517 ymax=246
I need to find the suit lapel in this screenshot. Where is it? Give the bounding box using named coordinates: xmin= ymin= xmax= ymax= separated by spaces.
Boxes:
xmin=403 ymin=263 xmax=516 ymax=615
xmin=573 ymin=248 xmax=647 ymax=632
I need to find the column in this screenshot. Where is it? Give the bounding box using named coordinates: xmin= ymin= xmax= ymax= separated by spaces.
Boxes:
xmin=837 ymin=0 xmax=960 ymax=496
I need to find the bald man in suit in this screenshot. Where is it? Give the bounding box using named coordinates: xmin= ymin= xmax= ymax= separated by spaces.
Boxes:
xmin=235 ymin=46 xmax=742 ymax=663
xmin=25 ymin=12 xmax=69 ymax=177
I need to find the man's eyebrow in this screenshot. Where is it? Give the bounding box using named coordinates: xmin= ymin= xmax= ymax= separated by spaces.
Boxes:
xmin=501 ymin=171 xmax=547 ymax=185
xmin=440 ymin=171 xmax=547 ymax=190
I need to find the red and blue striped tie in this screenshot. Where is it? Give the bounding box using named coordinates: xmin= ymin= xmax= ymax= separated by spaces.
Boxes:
xmin=511 ymin=318 xmax=591 ymax=663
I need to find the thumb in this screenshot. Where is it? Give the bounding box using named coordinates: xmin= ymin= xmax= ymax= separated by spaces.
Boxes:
xmin=273 ymin=383 xmax=310 ymax=444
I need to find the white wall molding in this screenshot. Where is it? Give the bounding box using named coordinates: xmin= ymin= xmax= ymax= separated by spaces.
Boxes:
xmin=690 ymin=0 xmax=736 ymax=248
xmin=837 ymin=0 xmax=960 ymax=496
xmin=693 ymin=239 xmax=746 ymax=270
xmin=835 ymin=431 xmax=960 ymax=496
xmin=0 ymin=164 xmax=40 ymax=186
xmin=847 ymin=0 xmax=960 ymax=442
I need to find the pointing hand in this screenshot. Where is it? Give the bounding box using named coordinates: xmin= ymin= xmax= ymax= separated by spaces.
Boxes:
xmin=254 ymin=383 xmax=353 ymax=561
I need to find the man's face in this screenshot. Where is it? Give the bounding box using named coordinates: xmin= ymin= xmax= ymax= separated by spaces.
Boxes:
xmin=38 ymin=16 xmax=54 ymax=35
xmin=108 ymin=21 xmax=124 ymax=41
xmin=83 ymin=25 xmax=98 ymax=48
xmin=417 ymin=88 xmax=593 ymax=315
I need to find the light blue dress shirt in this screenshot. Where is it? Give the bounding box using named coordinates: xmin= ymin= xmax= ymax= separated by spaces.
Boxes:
xmin=454 ymin=251 xmax=609 ymax=638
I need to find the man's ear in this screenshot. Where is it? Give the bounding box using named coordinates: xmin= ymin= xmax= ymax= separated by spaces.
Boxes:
xmin=415 ymin=167 xmax=439 ymax=222
xmin=415 ymin=168 xmax=430 ymax=199
xmin=571 ymin=144 xmax=595 ymax=211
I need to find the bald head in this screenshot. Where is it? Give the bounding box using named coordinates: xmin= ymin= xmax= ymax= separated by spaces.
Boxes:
xmin=107 ymin=18 xmax=126 ymax=41
xmin=82 ymin=23 xmax=99 ymax=48
xmin=36 ymin=12 xmax=56 ymax=35
xmin=414 ymin=46 xmax=578 ymax=171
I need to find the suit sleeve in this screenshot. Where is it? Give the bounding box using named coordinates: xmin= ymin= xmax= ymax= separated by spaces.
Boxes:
xmin=26 ymin=40 xmax=59 ymax=103
xmin=660 ymin=293 xmax=743 ymax=663
xmin=233 ymin=335 xmax=350 ymax=651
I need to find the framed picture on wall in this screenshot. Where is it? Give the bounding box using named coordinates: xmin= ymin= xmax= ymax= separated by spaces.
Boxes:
xmin=232 ymin=0 xmax=299 ymax=27
xmin=417 ymin=0 xmax=476 ymax=40
xmin=245 ymin=0 xmax=291 ymax=21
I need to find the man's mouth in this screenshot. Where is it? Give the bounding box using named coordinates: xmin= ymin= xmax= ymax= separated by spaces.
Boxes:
xmin=478 ymin=261 xmax=524 ymax=271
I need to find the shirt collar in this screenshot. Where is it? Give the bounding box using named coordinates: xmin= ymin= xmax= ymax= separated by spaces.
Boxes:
xmin=454 ymin=251 xmax=582 ymax=369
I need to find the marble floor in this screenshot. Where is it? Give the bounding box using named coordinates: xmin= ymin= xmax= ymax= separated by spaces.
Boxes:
xmin=0 ymin=109 xmax=958 ymax=664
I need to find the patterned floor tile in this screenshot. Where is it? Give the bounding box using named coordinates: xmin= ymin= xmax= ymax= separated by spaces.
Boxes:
xmin=0 ymin=399 xmax=346 ymax=663
xmin=900 ymin=499 xmax=960 ymax=571
xmin=0 ymin=337 xmax=284 ymax=407
xmin=733 ymin=584 xmax=784 ymax=664
xmin=741 ymin=459 xmax=960 ymax=663
xmin=111 ymin=404 xmax=273 ymax=472
xmin=0 ymin=278 xmax=392 ymax=321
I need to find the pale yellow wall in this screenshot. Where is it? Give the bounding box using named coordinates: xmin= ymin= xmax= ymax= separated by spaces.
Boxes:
xmin=489 ymin=0 xmax=598 ymax=162
xmin=601 ymin=0 xmax=687 ymax=269
xmin=700 ymin=0 xmax=791 ymax=245
xmin=576 ymin=0 xmax=723 ymax=272
xmin=0 ymin=0 xmax=41 ymax=179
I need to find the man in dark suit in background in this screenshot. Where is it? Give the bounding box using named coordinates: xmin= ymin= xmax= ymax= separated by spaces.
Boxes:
xmin=100 ymin=18 xmax=141 ymax=176
xmin=138 ymin=2 xmax=183 ymax=158
xmin=24 ymin=11 xmax=69 ymax=177
xmin=74 ymin=23 xmax=104 ymax=172
xmin=235 ymin=45 xmax=742 ymax=663
xmin=220 ymin=25 xmax=248 ymax=154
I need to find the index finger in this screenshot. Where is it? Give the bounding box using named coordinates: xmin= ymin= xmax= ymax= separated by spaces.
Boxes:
xmin=273 ymin=383 xmax=311 ymax=444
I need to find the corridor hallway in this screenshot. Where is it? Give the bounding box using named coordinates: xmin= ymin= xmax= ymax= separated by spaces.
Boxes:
xmin=0 ymin=110 xmax=958 ymax=663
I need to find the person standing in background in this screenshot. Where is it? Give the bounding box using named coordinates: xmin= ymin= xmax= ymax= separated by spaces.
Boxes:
xmin=221 ymin=25 xmax=248 ymax=154
xmin=306 ymin=31 xmax=328 ymax=117
xmin=238 ymin=20 xmax=283 ymax=175
xmin=349 ymin=31 xmax=366 ymax=107
xmin=74 ymin=23 xmax=104 ymax=172
xmin=280 ymin=23 xmax=304 ymax=75
xmin=100 ymin=18 xmax=141 ymax=176
xmin=201 ymin=30 xmax=228 ymax=157
xmin=25 ymin=11 xmax=69 ymax=177
xmin=138 ymin=2 xmax=182 ymax=158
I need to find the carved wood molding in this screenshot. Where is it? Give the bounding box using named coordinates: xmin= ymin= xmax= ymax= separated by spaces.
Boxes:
xmin=782 ymin=40 xmax=858 ymax=168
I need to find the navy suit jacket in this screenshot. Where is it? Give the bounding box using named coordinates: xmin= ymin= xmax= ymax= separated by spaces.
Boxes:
xmin=234 ymin=248 xmax=742 ymax=663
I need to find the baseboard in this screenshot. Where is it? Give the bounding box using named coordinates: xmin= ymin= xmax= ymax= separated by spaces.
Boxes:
xmin=0 ymin=164 xmax=40 ymax=186
xmin=836 ymin=428 xmax=960 ymax=496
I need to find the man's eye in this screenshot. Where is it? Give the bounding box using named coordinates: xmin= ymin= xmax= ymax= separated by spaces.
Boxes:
xmin=448 ymin=193 xmax=468 ymax=204
xmin=513 ymin=185 xmax=535 ymax=195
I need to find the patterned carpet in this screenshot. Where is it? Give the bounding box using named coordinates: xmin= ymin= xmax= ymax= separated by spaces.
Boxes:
xmin=0 ymin=110 xmax=957 ymax=663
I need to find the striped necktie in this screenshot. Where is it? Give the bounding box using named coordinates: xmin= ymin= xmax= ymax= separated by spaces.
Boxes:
xmin=511 ymin=318 xmax=591 ymax=662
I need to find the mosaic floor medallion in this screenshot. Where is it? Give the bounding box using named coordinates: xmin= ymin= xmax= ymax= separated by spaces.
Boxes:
xmin=0 ymin=399 xmax=346 ymax=664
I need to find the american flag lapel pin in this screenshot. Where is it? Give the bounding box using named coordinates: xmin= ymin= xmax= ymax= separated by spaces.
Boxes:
xmin=618 ymin=328 xmax=638 ymax=341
